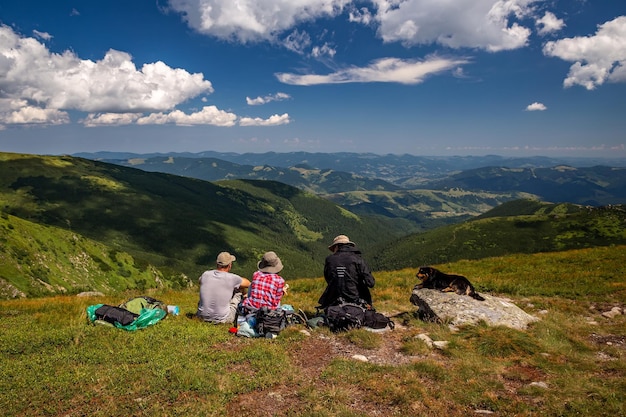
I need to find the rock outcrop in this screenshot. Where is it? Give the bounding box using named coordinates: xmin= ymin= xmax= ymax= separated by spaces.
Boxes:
xmin=409 ymin=286 xmax=539 ymax=330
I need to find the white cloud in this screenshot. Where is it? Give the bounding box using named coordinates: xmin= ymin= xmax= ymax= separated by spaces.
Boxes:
xmin=86 ymin=106 xmax=290 ymax=127
xmin=543 ymin=16 xmax=626 ymax=90
xmin=536 ymin=11 xmax=565 ymax=36
xmin=526 ymin=102 xmax=547 ymax=111
xmin=32 ymin=30 xmax=52 ymax=41
xmin=0 ymin=100 xmax=69 ymax=125
xmin=311 ymin=43 xmax=336 ymax=58
xmin=168 ymin=0 xmax=546 ymax=52
xmin=369 ymin=0 xmax=538 ymax=51
xmin=276 ymin=55 xmax=469 ymax=85
xmin=239 ymin=113 xmax=291 ymax=126
xmin=136 ymin=106 xmax=238 ymax=126
xmin=246 ymin=92 xmax=291 ymax=106
xmin=167 ymin=0 xmax=350 ymax=43
xmin=0 ymin=25 xmax=213 ymax=125
xmin=82 ymin=113 xmax=142 ymax=127
xmin=348 ymin=6 xmax=374 ymax=25
xmin=283 ymin=30 xmax=312 ymax=54
xmin=452 ymin=67 xmax=468 ymax=78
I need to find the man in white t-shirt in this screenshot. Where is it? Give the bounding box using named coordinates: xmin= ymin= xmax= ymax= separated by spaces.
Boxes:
xmin=196 ymin=251 xmax=250 ymax=324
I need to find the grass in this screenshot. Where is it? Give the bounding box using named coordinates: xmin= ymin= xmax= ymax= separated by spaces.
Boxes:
xmin=1 ymin=246 xmax=625 ymax=416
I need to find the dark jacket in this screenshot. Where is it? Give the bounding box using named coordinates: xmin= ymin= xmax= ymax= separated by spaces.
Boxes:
xmin=318 ymin=244 xmax=376 ymax=308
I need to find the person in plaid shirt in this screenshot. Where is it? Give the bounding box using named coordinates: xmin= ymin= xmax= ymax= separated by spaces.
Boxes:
xmin=242 ymin=251 xmax=286 ymax=311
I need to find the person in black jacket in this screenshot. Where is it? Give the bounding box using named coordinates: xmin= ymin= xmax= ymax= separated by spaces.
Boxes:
xmin=318 ymin=234 xmax=376 ymax=308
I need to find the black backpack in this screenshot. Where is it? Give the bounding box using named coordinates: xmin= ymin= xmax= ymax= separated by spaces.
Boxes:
xmin=94 ymin=305 xmax=139 ymax=326
xmin=324 ymin=302 xmax=366 ymax=332
xmin=363 ymin=309 xmax=395 ymax=330
xmin=324 ymin=302 xmax=395 ymax=332
xmin=256 ymin=307 xmax=288 ymax=335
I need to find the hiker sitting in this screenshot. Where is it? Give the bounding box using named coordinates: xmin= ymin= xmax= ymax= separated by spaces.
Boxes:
xmin=196 ymin=251 xmax=250 ymax=324
xmin=318 ymin=235 xmax=375 ymax=309
xmin=241 ymin=251 xmax=286 ymax=314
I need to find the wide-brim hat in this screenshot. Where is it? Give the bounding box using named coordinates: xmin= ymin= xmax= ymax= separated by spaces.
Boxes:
xmin=328 ymin=234 xmax=355 ymax=250
xmin=257 ymin=251 xmax=283 ymax=273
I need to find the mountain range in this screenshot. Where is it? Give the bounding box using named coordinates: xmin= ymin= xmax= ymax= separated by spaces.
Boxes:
xmin=2 ymin=151 xmax=625 ymax=299
xmin=79 ymin=151 xmax=626 ymax=211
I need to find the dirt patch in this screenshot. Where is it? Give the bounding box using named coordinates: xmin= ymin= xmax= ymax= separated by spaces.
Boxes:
xmin=322 ymin=324 xmax=424 ymax=366
xmin=227 ymin=323 xmax=426 ymax=416
xmin=589 ymin=333 xmax=626 ymax=349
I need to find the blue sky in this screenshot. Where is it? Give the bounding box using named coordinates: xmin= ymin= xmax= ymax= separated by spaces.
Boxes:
xmin=0 ymin=0 xmax=624 ymax=157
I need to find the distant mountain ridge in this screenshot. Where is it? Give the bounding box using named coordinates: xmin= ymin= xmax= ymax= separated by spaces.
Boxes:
xmin=76 ymin=151 xmax=626 ymax=208
xmin=422 ymin=165 xmax=626 ymax=206
xmin=74 ymin=151 xmax=626 ymax=184
xmin=95 ymin=155 xmax=401 ymax=194
xmin=2 ymin=151 xmax=625 ymax=298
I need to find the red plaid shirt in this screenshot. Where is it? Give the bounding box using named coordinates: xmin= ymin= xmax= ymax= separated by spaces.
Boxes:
xmin=242 ymin=270 xmax=285 ymax=310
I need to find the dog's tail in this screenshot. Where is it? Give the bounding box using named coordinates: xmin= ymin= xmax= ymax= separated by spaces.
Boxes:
xmin=466 ymin=285 xmax=485 ymax=301
xmin=470 ymin=292 xmax=485 ymax=301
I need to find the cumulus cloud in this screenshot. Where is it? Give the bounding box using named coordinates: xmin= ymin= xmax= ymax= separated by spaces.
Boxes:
xmin=526 ymin=102 xmax=547 ymax=111
xmin=543 ymin=16 xmax=626 ymax=90
xmin=239 ymin=113 xmax=291 ymax=126
xmin=369 ymin=0 xmax=538 ymax=51
xmin=82 ymin=113 xmax=142 ymax=127
xmin=135 ymin=106 xmax=238 ymax=126
xmin=0 ymin=24 xmax=213 ymax=125
xmin=84 ymin=107 xmax=290 ymax=128
xmin=167 ymin=0 xmax=350 ymax=43
xmin=536 ymin=11 xmax=565 ymax=36
xmin=246 ymin=92 xmax=291 ymax=106
xmin=168 ymin=0 xmax=547 ymax=53
xmin=276 ymin=55 xmax=469 ymax=85
xmin=0 ymin=99 xmax=69 ymax=124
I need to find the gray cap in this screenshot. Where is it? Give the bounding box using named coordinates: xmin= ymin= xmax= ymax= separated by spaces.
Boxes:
xmin=216 ymin=251 xmax=236 ymax=266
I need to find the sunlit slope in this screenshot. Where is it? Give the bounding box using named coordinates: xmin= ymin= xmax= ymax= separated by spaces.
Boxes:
xmin=371 ymin=201 xmax=626 ymax=270
xmin=0 ymin=152 xmax=399 ymax=286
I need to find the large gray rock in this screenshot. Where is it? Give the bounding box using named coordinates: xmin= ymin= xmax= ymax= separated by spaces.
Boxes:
xmin=409 ymin=286 xmax=539 ymax=330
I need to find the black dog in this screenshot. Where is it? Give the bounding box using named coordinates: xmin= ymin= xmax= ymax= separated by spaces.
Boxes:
xmin=415 ymin=266 xmax=485 ymax=301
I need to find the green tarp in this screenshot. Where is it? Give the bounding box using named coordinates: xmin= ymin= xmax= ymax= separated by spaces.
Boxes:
xmin=87 ymin=303 xmax=167 ymax=331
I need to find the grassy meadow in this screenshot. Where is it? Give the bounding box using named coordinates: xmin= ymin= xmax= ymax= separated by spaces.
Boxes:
xmin=1 ymin=246 xmax=625 ymax=417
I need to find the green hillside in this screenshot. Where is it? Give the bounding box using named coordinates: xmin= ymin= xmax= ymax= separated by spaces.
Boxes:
xmin=0 ymin=152 xmax=403 ymax=297
xmin=325 ymin=188 xmax=535 ymax=231
xmin=372 ymin=200 xmax=626 ymax=270
xmin=0 ymin=213 xmax=176 ymax=298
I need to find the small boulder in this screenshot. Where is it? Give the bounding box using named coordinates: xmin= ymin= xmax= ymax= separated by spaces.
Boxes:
xmin=601 ymin=307 xmax=623 ymax=319
xmin=410 ymin=287 xmax=539 ymax=330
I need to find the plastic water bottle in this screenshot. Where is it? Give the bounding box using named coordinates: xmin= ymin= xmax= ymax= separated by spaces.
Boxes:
xmin=167 ymin=305 xmax=179 ymax=315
